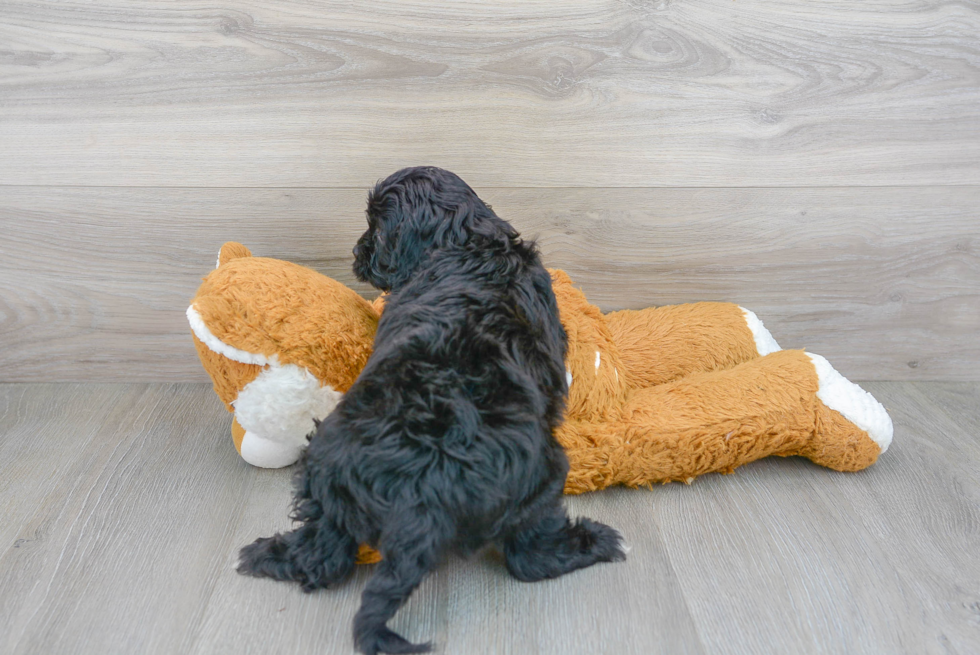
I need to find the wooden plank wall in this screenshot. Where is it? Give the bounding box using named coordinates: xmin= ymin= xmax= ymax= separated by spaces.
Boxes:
xmin=1 ymin=0 xmax=978 ymax=381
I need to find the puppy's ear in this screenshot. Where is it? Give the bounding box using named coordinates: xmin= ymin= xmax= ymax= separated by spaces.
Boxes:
xmin=432 ymin=192 xmax=518 ymax=253
xmin=353 ymin=184 xmax=407 ymax=290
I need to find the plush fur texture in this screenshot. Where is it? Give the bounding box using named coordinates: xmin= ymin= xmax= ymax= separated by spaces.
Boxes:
xmin=188 ymin=245 xmax=379 ymax=467
xmin=189 ymin=245 xmax=377 ymax=412
xmin=190 ymin=242 xmax=890 ymax=486
xmin=237 ymin=167 xmax=625 ymax=655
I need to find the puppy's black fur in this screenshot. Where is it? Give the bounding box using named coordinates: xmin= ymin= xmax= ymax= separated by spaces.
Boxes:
xmin=238 ymin=167 xmax=624 ymax=655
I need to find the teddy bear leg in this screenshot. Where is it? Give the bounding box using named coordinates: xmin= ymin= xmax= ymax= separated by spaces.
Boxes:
xmin=559 ymin=350 xmax=818 ymax=491
xmin=570 ymin=348 xmax=894 ymax=490
xmin=558 ymin=350 xmax=893 ymax=492
xmin=604 ymin=302 xmax=780 ymax=388
xmin=797 ymin=354 xmax=893 ymax=471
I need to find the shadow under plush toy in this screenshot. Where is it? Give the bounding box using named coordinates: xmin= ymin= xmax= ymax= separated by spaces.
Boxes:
xmin=189 ymin=242 xmax=892 ymax=560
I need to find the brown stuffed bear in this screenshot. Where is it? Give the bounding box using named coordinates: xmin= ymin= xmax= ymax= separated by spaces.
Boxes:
xmin=189 ymin=243 xmax=892 ymax=562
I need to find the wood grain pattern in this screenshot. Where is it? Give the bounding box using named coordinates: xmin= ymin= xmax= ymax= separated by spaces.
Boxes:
xmin=0 ymin=384 xmax=253 ymax=655
xmin=2 ymin=382 xmax=979 ymax=654
xmin=610 ymin=380 xmax=980 ymax=655
xmin=1 ymin=0 xmax=978 ymax=186
xmin=1 ymin=186 xmax=977 ymax=382
xmin=0 ymin=385 xmax=144 ymax=550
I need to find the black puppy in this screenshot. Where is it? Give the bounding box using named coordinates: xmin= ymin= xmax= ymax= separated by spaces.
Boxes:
xmin=238 ymin=166 xmax=624 ymax=655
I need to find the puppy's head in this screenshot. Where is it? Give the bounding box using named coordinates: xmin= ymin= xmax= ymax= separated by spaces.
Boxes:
xmin=353 ymin=166 xmax=517 ymax=291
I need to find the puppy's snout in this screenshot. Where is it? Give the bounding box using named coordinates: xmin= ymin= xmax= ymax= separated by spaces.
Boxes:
xmin=352 ymin=243 xmax=362 ymax=259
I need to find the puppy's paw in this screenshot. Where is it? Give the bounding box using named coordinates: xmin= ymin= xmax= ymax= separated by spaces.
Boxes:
xmin=355 ymin=625 xmax=432 ymax=655
xmin=572 ymin=518 xmax=627 ymax=563
xmin=237 ymin=535 xmax=298 ymax=582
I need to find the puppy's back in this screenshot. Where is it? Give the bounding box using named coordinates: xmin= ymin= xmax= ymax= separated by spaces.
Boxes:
xmin=319 ymin=237 xmax=568 ymax=534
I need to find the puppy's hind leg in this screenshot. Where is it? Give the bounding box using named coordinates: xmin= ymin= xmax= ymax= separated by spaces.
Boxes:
xmin=353 ymin=510 xmax=450 ymax=655
xmin=237 ymin=496 xmax=358 ymax=592
xmin=503 ymin=502 xmax=625 ymax=582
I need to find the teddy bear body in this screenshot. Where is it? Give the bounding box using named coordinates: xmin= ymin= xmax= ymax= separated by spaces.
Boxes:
xmin=189 ymin=243 xmax=892 ymax=489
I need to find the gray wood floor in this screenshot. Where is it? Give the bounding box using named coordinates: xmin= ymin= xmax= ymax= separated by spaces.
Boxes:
xmin=1 ymin=381 xmax=978 ymax=655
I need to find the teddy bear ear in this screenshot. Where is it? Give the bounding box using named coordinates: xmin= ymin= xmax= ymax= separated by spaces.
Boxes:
xmin=217 ymin=242 xmax=252 ymax=268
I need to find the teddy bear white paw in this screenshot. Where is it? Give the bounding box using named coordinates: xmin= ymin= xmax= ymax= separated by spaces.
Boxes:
xmin=232 ymin=362 xmax=343 ymax=467
xmin=239 ymin=431 xmax=306 ymax=468
xmin=808 ymin=353 xmax=893 ymax=452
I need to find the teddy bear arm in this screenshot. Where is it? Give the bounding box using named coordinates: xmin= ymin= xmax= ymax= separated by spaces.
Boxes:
xmin=604 ymin=302 xmax=778 ymax=388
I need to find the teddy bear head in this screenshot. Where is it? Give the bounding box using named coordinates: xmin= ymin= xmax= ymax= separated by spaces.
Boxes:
xmin=188 ymin=243 xmax=380 ymax=467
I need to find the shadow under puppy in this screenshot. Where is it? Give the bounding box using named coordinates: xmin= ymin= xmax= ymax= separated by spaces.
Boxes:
xmin=237 ymin=166 xmax=625 ymax=655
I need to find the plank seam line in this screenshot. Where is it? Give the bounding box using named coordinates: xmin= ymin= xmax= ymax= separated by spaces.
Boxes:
xmin=2 ymin=184 xmax=979 ymax=191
